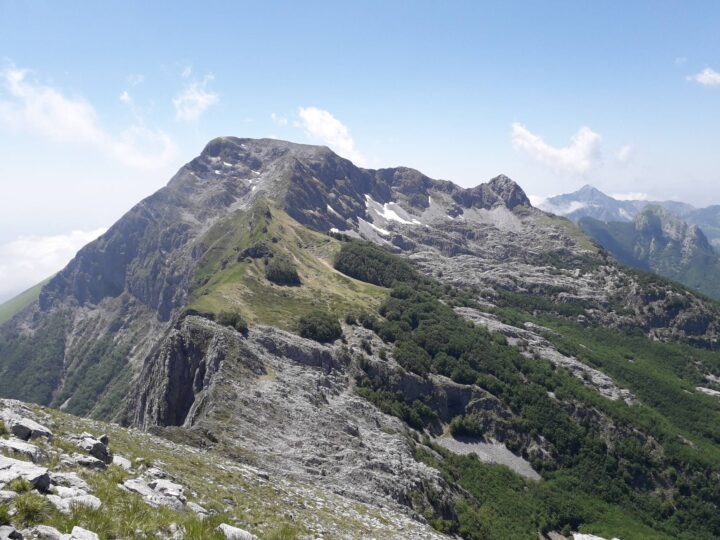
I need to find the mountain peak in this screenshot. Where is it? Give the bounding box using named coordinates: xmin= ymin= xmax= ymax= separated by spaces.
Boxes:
xmin=486 ymin=174 xmax=531 ymax=208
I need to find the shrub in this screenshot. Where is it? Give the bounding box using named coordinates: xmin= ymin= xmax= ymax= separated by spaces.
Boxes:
xmin=0 ymin=420 xmax=7 ymax=438
xmin=217 ymin=311 xmax=249 ymax=334
xmin=265 ymin=254 xmax=301 ymax=286
xmin=6 ymin=478 xmax=33 ymax=493
xmin=298 ymin=310 xmax=342 ymax=343
xmin=449 ymin=415 xmax=485 ymax=438
xmin=0 ymin=503 xmax=9 ymax=526
xmin=13 ymin=491 xmax=53 ymax=526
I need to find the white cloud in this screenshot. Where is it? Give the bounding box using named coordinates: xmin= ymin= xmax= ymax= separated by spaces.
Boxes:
xmin=0 ymin=228 xmax=107 ymax=302
xmin=537 ymin=200 xmax=589 ymax=216
xmin=127 ymin=73 xmax=144 ymax=86
xmin=172 ymin=74 xmax=218 ymax=122
xmin=616 ymin=144 xmax=634 ymax=163
xmin=297 ymin=106 xmax=366 ymax=165
xmin=527 ymin=195 xmax=548 ymax=207
xmin=119 ymin=90 xmax=132 ymax=105
xmin=271 ymin=112 xmax=288 ymax=126
xmin=0 ymin=66 xmax=177 ymax=169
xmin=675 ymin=57 xmax=688 ymax=65
xmin=511 ymin=123 xmax=602 ymax=174
xmin=687 ymin=67 xmax=720 ymax=86
xmin=611 ymin=192 xmax=649 ymax=201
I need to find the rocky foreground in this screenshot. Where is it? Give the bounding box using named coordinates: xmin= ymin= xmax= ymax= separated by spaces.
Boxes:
xmin=0 ymin=399 xmax=446 ymax=539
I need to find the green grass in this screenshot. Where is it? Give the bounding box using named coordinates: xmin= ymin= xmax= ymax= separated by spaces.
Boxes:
xmin=187 ymin=202 xmax=387 ymax=330
xmin=0 ymin=277 xmax=51 ymax=324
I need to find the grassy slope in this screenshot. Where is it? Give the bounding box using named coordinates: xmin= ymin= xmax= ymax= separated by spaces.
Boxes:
xmin=187 ymin=201 xmax=386 ymax=330
xmin=0 ymin=277 xmax=51 ymax=324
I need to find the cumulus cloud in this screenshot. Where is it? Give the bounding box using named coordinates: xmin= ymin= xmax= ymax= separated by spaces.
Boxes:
xmin=0 ymin=66 xmax=177 ymax=169
xmin=297 ymin=106 xmax=366 ymax=165
xmin=616 ymin=144 xmax=634 ymax=163
xmin=687 ymin=67 xmax=720 ymax=86
xmin=271 ymin=112 xmax=288 ymax=126
xmin=511 ymin=123 xmax=602 ymax=174
xmin=0 ymin=228 xmax=106 ymax=302
xmin=172 ymin=74 xmax=218 ymax=122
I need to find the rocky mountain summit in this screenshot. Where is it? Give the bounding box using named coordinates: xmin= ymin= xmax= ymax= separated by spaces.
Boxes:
xmin=3 ymin=138 xmax=720 ymax=538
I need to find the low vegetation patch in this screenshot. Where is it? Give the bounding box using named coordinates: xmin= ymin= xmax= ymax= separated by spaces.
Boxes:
xmin=217 ymin=310 xmax=249 ymax=334
xmin=265 ymin=254 xmax=301 ymax=286
xmin=298 ymin=310 xmax=342 ymax=343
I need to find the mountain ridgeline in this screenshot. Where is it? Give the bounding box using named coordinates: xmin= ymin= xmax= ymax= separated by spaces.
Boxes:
xmin=3 ymin=138 xmax=720 ymax=538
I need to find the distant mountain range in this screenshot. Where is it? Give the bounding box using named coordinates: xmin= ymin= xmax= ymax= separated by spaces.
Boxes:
xmin=539 ymin=185 xmax=720 ymax=250
xmin=539 ymin=185 xmax=720 ymax=299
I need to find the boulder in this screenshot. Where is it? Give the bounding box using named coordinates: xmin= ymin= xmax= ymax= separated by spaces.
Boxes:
xmin=6 ymin=416 xmax=53 ymax=442
xmin=0 ymin=438 xmax=43 ymax=463
xmin=22 ymin=525 xmax=64 ymax=539
xmin=74 ymin=436 xmax=112 ymax=464
xmin=47 ymin=493 xmax=102 ymax=514
xmin=187 ymin=501 xmax=209 ymax=516
xmin=0 ymin=525 xmax=22 ymax=540
xmin=0 ymin=490 xmax=17 ymax=504
xmin=50 ymin=472 xmax=90 ymax=492
xmin=216 ymin=524 xmax=258 ymax=540
xmin=122 ymin=477 xmax=184 ymax=511
xmin=111 ymin=455 xmax=131 ymax=471
xmin=60 ymin=453 xmax=106 ymax=470
xmin=63 ymin=527 xmax=99 ymax=540
xmin=0 ymin=455 xmax=50 ymax=491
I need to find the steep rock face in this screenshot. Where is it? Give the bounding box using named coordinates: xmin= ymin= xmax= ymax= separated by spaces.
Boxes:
xmin=122 ymin=318 xmax=457 ymax=519
xmin=579 ymin=206 xmax=720 ymax=299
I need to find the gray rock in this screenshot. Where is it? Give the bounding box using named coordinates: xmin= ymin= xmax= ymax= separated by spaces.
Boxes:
xmin=7 ymin=417 xmax=52 ymax=442
xmin=50 ymin=472 xmax=91 ymax=492
xmin=0 ymin=455 xmax=50 ymax=491
xmin=0 ymin=438 xmax=43 ymax=463
xmin=60 ymin=453 xmax=106 ymax=470
xmin=22 ymin=525 xmax=63 ymax=539
xmin=216 ymin=524 xmax=258 ymax=540
xmin=187 ymin=501 xmax=209 ymax=516
xmin=73 ymin=436 xmax=112 ymax=465
xmin=46 ymin=492 xmax=102 ymax=514
xmin=0 ymin=525 xmax=22 ymax=540
xmin=122 ymin=477 xmax=184 ymax=511
xmin=0 ymin=525 xmax=22 ymax=539
xmin=0 ymin=490 xmax=17 ymax=504
xmin=111 ymin=455 xmax=131 ymax=471
xmin=62 ymin=527 xmax=99 ymax=540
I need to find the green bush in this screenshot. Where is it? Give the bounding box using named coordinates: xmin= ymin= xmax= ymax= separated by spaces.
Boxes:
xmin=6 ymin=478 xmax=33 ymax=493
xmin=0 ymin=419 xmax=8 ymax=438
xmin=265 ymin=254 xmax=301 ymax=286
xmin=217 ymin=311 xmax=249 ymax=334
xmin=0 ymin=503 xmax=9 ymax=526
xmin=334 ymin=241 xmax=420 ymax=287
xmin=298 ymin=310 xmax=342 ymax=343
xmin=13 ymin=491 xmax=53 ymax=526
xmin=449 ymin=415 xmax=484 ymax=437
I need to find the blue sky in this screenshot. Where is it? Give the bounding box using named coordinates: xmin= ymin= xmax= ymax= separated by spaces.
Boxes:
xmin=0 ymin=1 xmax=719 ymax=299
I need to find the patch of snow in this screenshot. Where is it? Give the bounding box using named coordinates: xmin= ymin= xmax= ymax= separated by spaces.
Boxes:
xmin=574 ymin=534 xmax=621 ymax=540
xmin=327 ymin=204 xmax=342 ymax=217
xmin=214 ymin=170 xmax=221 ymax=175
xmin=251 ymin=170 xmax=260 ymax=175
xmin=364 ymin=194 xmax=421 ymax=225
xmin=223 ymin=161 xmax=232 ymax=167
xmin=619 ymin=208 xmax=633 ymax=220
